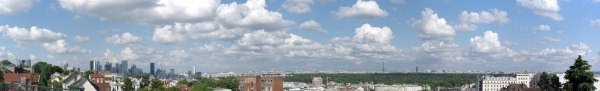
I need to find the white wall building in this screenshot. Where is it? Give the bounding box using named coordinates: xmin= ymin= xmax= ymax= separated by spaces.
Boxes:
xmin=478 ymin=73 xmax=535 ymax=91
xmin=374 ymin=85 xmax=426 ymax=91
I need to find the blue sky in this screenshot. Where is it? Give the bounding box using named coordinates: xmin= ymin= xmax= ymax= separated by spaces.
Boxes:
xmin=0 ymin=0 xmax=599 ymax=73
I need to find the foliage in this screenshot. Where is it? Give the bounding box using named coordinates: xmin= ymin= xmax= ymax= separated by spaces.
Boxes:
xmin=84 ymin=70 xmax=94 ymax=79
xmin=190 ymin=76 xmax=238 ymax=90
xmin=563 ymin=55 xmax=598 ymax=91
xmin=192 ymin=79 xmax=214 ymax=91
xmin=0 ymin=59 xmax=12 ymax=66
xmin=32 ymin=62 xmax=49 ymax=74
xmin=165 ymin=87 xmax=182 ymax=91
xmin=0 ymin=70 xmax=4 ymax=82
xmin=135 ymin=73 xmax=150 ymax=88
xmin=177 ymin=80 xmax=189 ymax=85
xmin=284 ymin=73 xmax=481 ymax=88
xmin=62 ymin=70 xmax=70 ymax=76
xmin=216 ymin=76 xmax=239 ymax=90
xmin=150 ymin=79 xmax=164 ymax=90
xmin=537 ymin=72 xmax=550 ymax=90
xmin=136 ymin=88 xmax=152 ymax=91
xmin=51 ymin=80 xmax=62 ymax=88
xmin=122 ymin=76 xmax=135 ymax=91
xmin=551 ymin=75 xmax=562 ymax=91
xmin=34 ymin=62 xmax=64 ymax=86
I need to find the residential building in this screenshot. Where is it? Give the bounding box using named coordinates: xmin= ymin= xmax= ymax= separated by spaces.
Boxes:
xmin=477 ymin=73 xmax=535 ymax=91
xmin=312 ymin=76 xmax=322 ymax=86
xmin=3 ymin=73 xmax=39 ymax=85
xmin=237 ymin=76 xmax=284 ymax=91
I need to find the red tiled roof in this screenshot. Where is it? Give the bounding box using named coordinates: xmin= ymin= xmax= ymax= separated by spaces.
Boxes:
xmin=90 ymin=74 xmax=105 ymax=78
xmin=95 ymin=83 xmax=112 ymax=91
xmin=3 ymin=73 xmax=39 ymax=83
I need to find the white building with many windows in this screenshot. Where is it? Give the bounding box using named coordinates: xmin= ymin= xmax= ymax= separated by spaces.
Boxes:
xmin=477 ymin=73 xmax=536 ymax=91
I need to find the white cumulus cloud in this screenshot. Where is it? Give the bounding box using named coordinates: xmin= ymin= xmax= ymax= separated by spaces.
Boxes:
xmin=332 ymin=0 xmax=389 ymax=19
xmin=590 ymin=19 xmax=600 ymax=27
xmin=531 ymin=24 xmax=551 ymax=33
xmin=544 ymin=36 xmax=560 ymax=42
xmin=58 ymin=0 xmax=220 ymax=24
xmin=47 ymin=55 xmax=54 ymax=59
xmin=73 ymin=36 xmax=90 ymax=43
xmin=459 ymin=9 xmax=510 ymax=24
xmin=0 ymin=25 xmax=67 ymax=43
xmin=282 ymin=0 xmax=314 ymax=13
xmin=42 ymin=39 xmax=91 ymax=54
xmin=516 ymin=0 xmax=564 ymax=21
xmin=411 ymin=8 xmax=456 ymax=41
xmin=0 ymin=0 xmax=33 ymax=15
xmin=29 ymin=54 xmax=37 ymax=60
xmin=105 ymin=32 xmax=143 ymax=45
xmin=299 ymin=20 xmax=328 ymax=33
xmin=391 ymin=0 xmax=406 ymax=4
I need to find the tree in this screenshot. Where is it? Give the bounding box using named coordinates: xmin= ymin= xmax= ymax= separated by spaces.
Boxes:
xmin=216 ymin=76 xmax=239 ymax=90
xmin=32 ymin=62 xmax=49 ymax=74
xmin=177 ymin=80 xmax=189 ymax=85
xmin=563 ymin=55 xmax=598 ymax=91
xmin=51 ymin=80 xmax=62 ymax=88
xmin=150 ymin=79 xmax=164 ymax=90
xmin=551 ymin=75 xmax=562 ymax=91
xmin=537 ymin=72 xmax=550 ymax=90
xmin=0 ymin=59 xmax=12 ymax=66
xmin=165 ymin=87 xmax=182 ymax=91
xmin=122 ymin=76 xmax=135 ymax=91
xmin=192 ymin=82 xmax=214 ymax=91
xmin=62 ymin=70 xmax=70 ymax=76
xmin=84 ymin=70 xmax=94 ymax=79
xmin=0 ymin=70 xmax=4 ymax=82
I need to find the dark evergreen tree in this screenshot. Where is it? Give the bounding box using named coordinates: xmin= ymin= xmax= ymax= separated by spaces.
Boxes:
xmin=563 ymin=55 xmax=598 ymax=91
xmin=551 ymin=75 xmax=562 ymax=91
xmin=537 ymin=72 xmax=550 ymax=90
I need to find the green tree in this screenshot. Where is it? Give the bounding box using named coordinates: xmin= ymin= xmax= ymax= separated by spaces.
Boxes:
xmin=150 ymin=79 xmax=164 ymax=90
xmin=165 ymin=87 xmax=182 ymax=91
xmin=84 ymin=70 xmax=94 ymax=79
xmin=192 ymin=78 xmax=213 ymax=91
xmin=177 ymin=80 xmax=189 ymax=85
xmin=122 ymin=76 xmax=134 ymax=91
xmin=32 ymin=62 xmax=49 ymax=74
xmin=563 ymin=55 xmax=598 ymax=91
xmin=216 ymin=76 xmax=239 ymax=90
xmin=551 ymin=75 xmax=562 ymax=91
xmin=136 ymin=88 xmax=151 ymax=91
xmin=537 ymin=72 xmax=550 ymax=90
xmin=51 ymin=80 xmax=62 ymax=88
xmin=0 ymin=59 xmax=12 ymax=66
xmin=0 ymin=70 xmax=4 ymax=82
xmin=62 ymin=70 xmax=70 ymax=76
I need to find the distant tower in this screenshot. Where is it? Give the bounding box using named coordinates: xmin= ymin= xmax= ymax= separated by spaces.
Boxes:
xmin=416 ymin=66 xmax=419 ymax=73
xmin=381 ymin=61 xmax=385 ymax=72
xmin=150 ymin=63 xmax=155 ymax=75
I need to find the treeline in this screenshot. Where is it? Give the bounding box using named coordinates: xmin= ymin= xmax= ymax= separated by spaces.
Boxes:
xmin=284 ymin=73 xmax=485 ymax=88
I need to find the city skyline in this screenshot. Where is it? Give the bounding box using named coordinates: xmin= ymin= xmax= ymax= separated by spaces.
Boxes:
xmin=0 ymin=0 xmax=600 ymax=72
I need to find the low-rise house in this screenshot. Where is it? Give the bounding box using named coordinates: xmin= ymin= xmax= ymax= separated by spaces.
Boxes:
xmin=3 ymin=73 xmax=39 ymax=85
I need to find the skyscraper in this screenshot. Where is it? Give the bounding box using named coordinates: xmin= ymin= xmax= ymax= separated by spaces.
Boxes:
xmin=150 ymin=63 xmax=155 ymax=75
xmin=416 ymin=66 xmax=419 ymax=73
xmin=105 ymin=62 xmax=112 ymax=71
xmin=90 ymin=61 xmax=94 ymax=71
xmin=121 ymin=60 xmax=128 ymax=76
xmin=94 ymin=61 xmax=100 ymax=72
xmin=26 ymin=59 xmax=31 ymax=67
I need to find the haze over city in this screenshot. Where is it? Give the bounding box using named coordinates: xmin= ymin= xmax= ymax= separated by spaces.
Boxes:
xmin=1 ymin=0 xmax=600 ymax=72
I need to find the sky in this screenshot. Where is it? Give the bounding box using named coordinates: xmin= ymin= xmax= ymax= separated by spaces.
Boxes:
xmin=0 ymin=0 xmax=600 ymax=73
